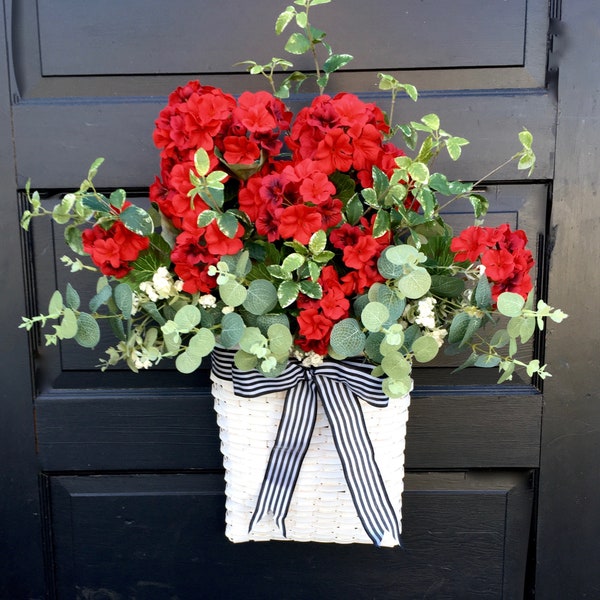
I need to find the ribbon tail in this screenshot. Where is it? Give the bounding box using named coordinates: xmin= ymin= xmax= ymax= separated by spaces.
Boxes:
xmin=317 ymin=378 xmax=401 ymax=547
xmin=249 ymin=379 xmax=317 ymax=537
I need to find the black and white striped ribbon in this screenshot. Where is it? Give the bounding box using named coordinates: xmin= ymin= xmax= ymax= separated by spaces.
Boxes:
xmin=211 ymin=348 xmax=401 ymax=547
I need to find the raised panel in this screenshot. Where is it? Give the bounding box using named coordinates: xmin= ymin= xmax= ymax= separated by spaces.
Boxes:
xmin=34 ymin=389 xmax=541 ymax=471
xmin=47 ymin=471 xmax=533 ymax=599
xmin=13 ymin=91 xmax=557 ymax=189
xmin=37 ymin=0 xmax=526 ymax=77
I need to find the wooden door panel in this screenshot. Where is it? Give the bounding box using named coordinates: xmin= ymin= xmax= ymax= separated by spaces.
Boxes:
xmin=48 ymin=471 xmax=532 ymax=600
xmin=34 ymin=389 xmax=541 ymax=473
xmin=3 ymin=0 xmax=558 ymax=596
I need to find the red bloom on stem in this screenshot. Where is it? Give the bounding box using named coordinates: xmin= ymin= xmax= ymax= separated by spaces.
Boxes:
xmin=296 ymin=308 xmax=333 ymax=355
xmin=314 ymin=129 xmax=354 ymax=173
xmin=82 ymin=217 xmax=150 ymax=279
xmin=481 ymin=248 xmax=515 ymax=281
xmin=222 ymin=136 xmax=260 ymax=164
xmin=278 ymin=205 xmax=322 ymax=244
xmin=450 ymin=226 xmax=495 ymax=262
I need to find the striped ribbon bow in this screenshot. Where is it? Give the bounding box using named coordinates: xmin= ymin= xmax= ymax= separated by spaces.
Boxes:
xmin=211 ymin=348 xmax=401 ymax=547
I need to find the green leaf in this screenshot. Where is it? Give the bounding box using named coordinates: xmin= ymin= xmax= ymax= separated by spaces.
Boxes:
xmin=323 ymin=53 xmax=353 ymax=73
xmin=141 ymin=301 xmax=166 ymax=326
xmin=285 ymin=32 xmax=311 ymax=54
xmin=275 ymin=6 xmax=296 ymax=34
xmin=469 ymin=194 xmax=489 ymax=219
xmin=361 ymin=302 xmax=390 ymax=332
xmin=421 ymin=113 xmax=440 ymax=131
xmin=87 ymin=158 xmax=105 ymax=180
xmin=429 ymin=274 xmax=465 ymax=299
xmin=220 ymin=312 xmax=246 ymax=348
xmin=81 ymin=193 xmax=110 ymax=214
xmin=194 ymin=148 xmax=211 ymax=177
xmin=120 ymin=205 xmax=154 ymax=236
xmin=109 ymin=189 xmax=126 ymax=209
xmin=382 ymin=376 xmax=413 ymax=399
xmin=452 ymin=351 xmax=478 ymax=373
xmin=408 ymin=162 xmax=430 ymax=184
xmin=364 ymin=331 xmax=386 ymax=363
xmin=519 ymin=316 xmax=536 ymax=343
xmin=173 ymin=305 xmax=201 ymax=332
xmin=461 ymin=316 xmax=482 ymax=346
xmin=197 ymin=210 xmax=218 ymax=228
xmin=361 ymin=188 xmax=378 ymax=207
xmin=257 ymin=313 xmax=290 ymax=336
xmin=277 ymin=281 xmax=300 ymax=308
xmin=345 ymin=193 xmax=363 ymax=225
xmin=243 ymin=279 xmax=278 ymax=315
xmin=519 ymin=129 xmax=533 ymax=149
xmin=216 ymin=212 xmax=240 ymax=238
xmin=64 ymin=225 xmax=85 ymax=255
xmin=373 ymin=209 xmax=390 ymax=238
xmin=74 ymin=313 xmax=101 ymax=348
xmin=446 ymin=137 xmax=469 ymax=161
xmin=282 ymin=252 xmax=305 ymax=274
xmin=448 ymin=312 xmax=471 ymax=344
xmin=429 ymin=173 xmax=452 ymax=195
xmin=308 ymin=230 xmax=327 ymax=255
xmin=474 ymin=354 xmax=501 ymax=368
xmin=377 ymin=250 xmax=405 ymax=279
xmin=329 ymin=318 xmax=366 ymax=358
xmin=497 ymin=292 xmax=526 ymax=317
xmin=298 ymin=279 xmax=322 ymax=299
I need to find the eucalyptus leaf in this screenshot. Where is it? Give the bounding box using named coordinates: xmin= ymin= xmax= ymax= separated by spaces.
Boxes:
xmin=74 ymin=313 xmax=101 ymax=348
xmin=329 ymin=318 xmax=366 ymax=358
xmin=175 ymin=350 xmax=204 ymax=374
xmin=361 ymin=302 xmax=390 ymax=332
xmin=220 ymin=280 xmax=248 ymax=307
xmin=243 ymin=279 xmax=278 ymax=315
xmin=65 ymin=283 xmax=81 ymax=311
xmin=220 ymin=312 xmax=246 ymax=348
xmin=397 ymin=268 xmax=431 ymax=299
xmin=497 ymin=292 xmax=526 ymax=317
xmin=412 ymin=335 xmax=439 ymax=363
xmin=173 ymin=305 xmax=201 ymax=332
xmin=188 ymin=328 xmax=215 ymax=358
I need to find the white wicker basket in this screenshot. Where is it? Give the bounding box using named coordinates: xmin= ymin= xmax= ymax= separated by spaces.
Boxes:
xmin=211 ymin=366 xmax=411 ymax=547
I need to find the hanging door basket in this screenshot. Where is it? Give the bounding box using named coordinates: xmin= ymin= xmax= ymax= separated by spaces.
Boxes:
xmin=211 ymin=348 xmax=411 ymax=547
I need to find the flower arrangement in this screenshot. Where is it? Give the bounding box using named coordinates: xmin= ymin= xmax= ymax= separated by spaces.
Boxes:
xmin=20 ymin=0 xmax=566 ymax=399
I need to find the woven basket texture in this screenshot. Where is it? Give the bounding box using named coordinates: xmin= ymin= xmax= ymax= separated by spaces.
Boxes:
xmin=212 ymin=371 xmax=410 ymax=545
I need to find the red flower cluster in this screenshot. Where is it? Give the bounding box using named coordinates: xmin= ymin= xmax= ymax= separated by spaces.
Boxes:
xmin=81 ymin=202 xmax=150 ymax=278
xmin=149 ymin=82 xmax=406 ymax=318
xmin=450 ymin=224 xmax=534 ymax=300
xmin=150 ymin=82 xmax=292 ymax=292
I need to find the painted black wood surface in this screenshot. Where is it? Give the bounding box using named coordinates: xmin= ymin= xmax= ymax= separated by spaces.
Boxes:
xmin=2 ymin=0 xmax=598 ymax=598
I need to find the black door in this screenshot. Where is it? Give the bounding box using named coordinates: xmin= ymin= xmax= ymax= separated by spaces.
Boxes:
xmin=1 ymin=0 xmax=596 ymax=598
